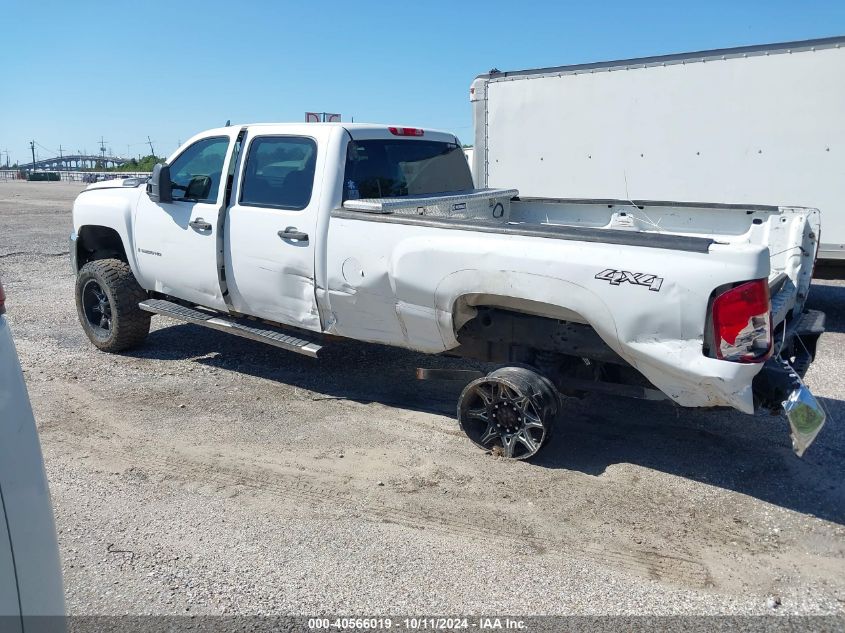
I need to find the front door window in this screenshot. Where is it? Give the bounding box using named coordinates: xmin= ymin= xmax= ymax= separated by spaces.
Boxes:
xmin=168 ymin=136 xmax=229 ymax=203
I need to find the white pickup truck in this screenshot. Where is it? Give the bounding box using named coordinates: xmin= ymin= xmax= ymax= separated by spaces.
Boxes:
xmin=70 ymin=123 xmax=827 ymax=459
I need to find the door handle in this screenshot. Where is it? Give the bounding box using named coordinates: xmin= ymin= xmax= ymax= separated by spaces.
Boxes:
xmin=189 ymin=217 xmax=212 ymax=231
xmin=278 ymin=227 xmax=309 ymax=242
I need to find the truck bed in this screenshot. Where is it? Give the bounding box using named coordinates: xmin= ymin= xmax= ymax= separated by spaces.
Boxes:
xmin=340 ymin=191 xmax=817 ymax=281
xmin=334 ymin=206 xmax=714 ymax=253
xmin=330 ymin=189 xmax=819 ymax=413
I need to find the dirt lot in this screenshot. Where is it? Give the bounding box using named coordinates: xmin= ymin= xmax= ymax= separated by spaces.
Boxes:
xmin=1 ymin=180 xmax=843 ymax=616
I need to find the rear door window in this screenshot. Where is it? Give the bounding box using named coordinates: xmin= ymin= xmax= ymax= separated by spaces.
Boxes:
xmin=240 ymin=136 xmax=317 ymax=210
xmin=344 ymin=139 xmax=472 ymax=200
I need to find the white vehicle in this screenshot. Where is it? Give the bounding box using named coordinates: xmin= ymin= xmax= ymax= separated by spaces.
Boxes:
xmin=0 ymin=280 xmax=65 ymax=630
xmin=70 ymin=122 xmax=826 ymax=459
xmin=470 ymin=36 xmax=845 ymax=265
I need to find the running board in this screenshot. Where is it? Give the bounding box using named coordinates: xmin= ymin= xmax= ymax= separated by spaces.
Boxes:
xmin=138 ymin=299 xmax=323 ymax=358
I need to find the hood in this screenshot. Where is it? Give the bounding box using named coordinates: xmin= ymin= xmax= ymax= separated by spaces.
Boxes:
xmin=75 ymin=176 xmax=149 ymax=210
xmin=85 ymin=176 xmax=148 ymax=191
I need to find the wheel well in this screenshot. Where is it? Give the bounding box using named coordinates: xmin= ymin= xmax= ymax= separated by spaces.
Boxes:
xmin=452 ymin=306 xmax=656 ymax=398
xmin=451 ymin=294 xmax=587 ymax=332
xmin=453 ymin=305 xmax=625 ymax=365
xmin=76 ymin=226 xmax=127 ymax=270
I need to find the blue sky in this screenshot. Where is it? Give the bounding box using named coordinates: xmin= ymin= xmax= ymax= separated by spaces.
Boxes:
xmin=1 ymin=0 xmax=844 ymax=165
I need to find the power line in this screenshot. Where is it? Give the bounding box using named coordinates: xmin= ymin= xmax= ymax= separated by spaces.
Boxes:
xmin=34 ymin=140 xmax=54 ymax=156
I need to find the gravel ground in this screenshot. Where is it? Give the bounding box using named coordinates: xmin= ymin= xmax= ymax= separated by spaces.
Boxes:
xmin=1 ymin=180 xmax=843 ymax=616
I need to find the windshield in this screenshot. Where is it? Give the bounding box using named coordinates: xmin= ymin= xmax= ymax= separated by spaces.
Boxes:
xmin=343 ymin=139 xmax=473 ymax=200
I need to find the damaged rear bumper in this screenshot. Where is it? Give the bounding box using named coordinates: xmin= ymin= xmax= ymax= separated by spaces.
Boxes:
xmin=784 ymin=382 xmax=826 ymax=457
xmin=752 ymin=309 xmax=827 ymax=456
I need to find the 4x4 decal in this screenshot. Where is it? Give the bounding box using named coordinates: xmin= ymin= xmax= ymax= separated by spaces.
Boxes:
xmin=595 ymin=269 xmax=664 ymax=292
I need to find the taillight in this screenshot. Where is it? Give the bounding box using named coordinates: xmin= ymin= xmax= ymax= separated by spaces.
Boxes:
xmin=388 ymin=127 xmax=424 ymax=137
xmin=0 ymin=281 xmax=5 ymax=315
xmin=711 ymin=279 xmax=772 ymax=363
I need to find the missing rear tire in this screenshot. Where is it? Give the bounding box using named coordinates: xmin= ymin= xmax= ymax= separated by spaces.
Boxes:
xmin=457 ymin=366 xmax=559 ymax=460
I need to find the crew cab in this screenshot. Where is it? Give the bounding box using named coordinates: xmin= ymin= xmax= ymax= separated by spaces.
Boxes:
xmin=70 ymin=123 xmax=827 ymax=459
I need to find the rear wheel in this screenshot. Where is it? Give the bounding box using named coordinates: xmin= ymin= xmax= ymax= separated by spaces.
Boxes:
xmin=458 ymin=366 xmax=560 ymax=459
xmin=75 ymin=259 xmax=150 ymax=352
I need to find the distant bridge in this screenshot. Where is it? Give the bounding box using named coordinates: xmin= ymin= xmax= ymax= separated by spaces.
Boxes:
xmin=20 ymin=154 xmax=131 ymax=171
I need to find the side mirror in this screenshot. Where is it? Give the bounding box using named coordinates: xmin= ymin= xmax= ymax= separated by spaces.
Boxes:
xmin=184 ymin=175 xmax=212 ymax=201
xmin=147 ymin=163 xmax=172 ymax=203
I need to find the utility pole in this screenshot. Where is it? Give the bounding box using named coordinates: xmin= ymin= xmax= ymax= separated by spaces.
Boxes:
xmin=99 ymin=136 xmax=107 ymax=160
xmin=146 ymin=136 xmax=155 ymax=158
xmin=30 ymin=140 xmax=35 ymax=170
xmin=58 ymin=145 xmax=64 ymax=171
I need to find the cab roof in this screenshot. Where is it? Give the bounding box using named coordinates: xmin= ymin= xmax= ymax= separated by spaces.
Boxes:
xmin=242 ymin=122 xmax=459 ymax=139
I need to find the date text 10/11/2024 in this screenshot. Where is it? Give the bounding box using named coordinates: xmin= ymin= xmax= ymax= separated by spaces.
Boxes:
xmin=308 ymin=617 xmax=527 ymax=630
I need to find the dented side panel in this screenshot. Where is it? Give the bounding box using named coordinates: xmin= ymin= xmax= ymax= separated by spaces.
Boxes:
xmin=325 ymin=213 xmax=774 ymax=411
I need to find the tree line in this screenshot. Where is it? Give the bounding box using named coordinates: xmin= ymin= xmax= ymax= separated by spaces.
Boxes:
xmin=112 ymin=155 xmax=165 ymax=172
xmin=2 ymin=155 xmax=165 ymax=172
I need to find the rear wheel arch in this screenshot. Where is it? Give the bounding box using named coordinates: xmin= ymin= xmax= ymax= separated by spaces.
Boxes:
xmin=434 ymin=270 xmax=622 ymax=353
xmin=450 ymin=293 xmax=590 ymax=332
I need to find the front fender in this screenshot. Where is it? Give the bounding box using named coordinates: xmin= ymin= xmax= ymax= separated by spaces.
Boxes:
xmin=72 ymin=187 xmax=143 ymax=282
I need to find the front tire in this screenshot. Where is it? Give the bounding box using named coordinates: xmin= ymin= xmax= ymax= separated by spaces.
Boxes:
xmin=75 ymin=259 xmax=150 ymax=352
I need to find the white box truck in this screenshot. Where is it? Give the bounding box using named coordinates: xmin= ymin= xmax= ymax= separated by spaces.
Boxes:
xmin=470 ymin=36 xmax=845 ymax=266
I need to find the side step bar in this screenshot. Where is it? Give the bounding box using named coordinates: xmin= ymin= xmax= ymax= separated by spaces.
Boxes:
xmin=139 ymin=299 xmax=323 ymax=358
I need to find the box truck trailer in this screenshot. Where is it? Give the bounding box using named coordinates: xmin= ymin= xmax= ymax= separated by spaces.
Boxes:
xmin=470 ymin=36 xmax=845 ymax=265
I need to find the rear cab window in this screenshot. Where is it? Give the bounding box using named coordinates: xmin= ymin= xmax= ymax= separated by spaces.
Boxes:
xmin=343 ymin=138 xmax=472 ymax=201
